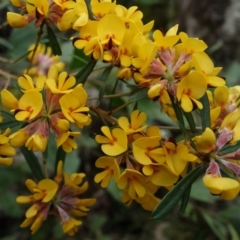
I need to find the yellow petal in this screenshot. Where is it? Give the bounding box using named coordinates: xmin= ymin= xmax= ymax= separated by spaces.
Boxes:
xmin=1 ymin=89 xmax=18 ymax=110
xmin=7 ymin=12 xmax=29 ymax=28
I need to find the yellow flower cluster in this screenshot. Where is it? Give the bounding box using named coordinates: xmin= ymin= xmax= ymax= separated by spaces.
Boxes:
xmin=7 ymin=0 xmax=89 ymax=29
xmin=192 ymin=85 xmax=240 ymax=200
xmin=4 ymin=0 xmax=240 ymax=236
xmin=94 ymin=110 xmax=198 ymax=210
xmin=17 ymin=161 xmax=95 ymax=235
xmin=26 ymin=44 xmax=65 ymax=77
xmin=1 ymin=65 xmax=91 ymax=153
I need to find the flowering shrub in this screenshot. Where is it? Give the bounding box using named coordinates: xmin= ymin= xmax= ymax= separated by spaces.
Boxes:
xmin=1 ymin=0 xmax=240 ymax=237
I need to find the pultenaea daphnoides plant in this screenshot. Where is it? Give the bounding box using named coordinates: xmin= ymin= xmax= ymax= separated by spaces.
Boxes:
xmin=1 ymin=0 xmax=240 ymax=236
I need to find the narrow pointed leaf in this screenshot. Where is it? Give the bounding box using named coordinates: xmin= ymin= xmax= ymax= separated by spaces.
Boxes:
xmin=55 ymin=146 xmax=66 ymax=173
xmin=13 ymin=50 xmax=33 ymax=64
xmin=100 ymin=65 xmax=113 ymax=81
xmin=199 ymin=93 xmax=210 ymax=132
xmin=179 ymin=182 xmax=192 ymax=213
xmin=218 ymin=140 xmax=240 ymax=155
xmin=0 ymin=37 xmax=13 ymax=49
xmin=98 ymin=85 xmax=105 ymax=105
xmin=0 ymin=120 xmax=22 ymax=131
xmin=46 ymin=25 xmax=62 ymax=56
xmin=0 ymin=110 xmax=15 ymax=119
xmin=151 ymin=165 xmax=202 ymax=219
xmin=21 ymin=147 xmax=44 ymax=181
xmin=75 ymin=59 xmax=97 ymax=85
xmin=178 ymin=121 xmax=197 ymax=151
xmin=227 ymin=223 xmax=240 ymax=240
xmin=201 ymin=212 xmax=226 ymax=240
xmin=184 ymin=111 xmax=196 ymax=133
xmin=169 ymin=94 xmax=185 ymax=127
xmin=128 ymin=88 xmax=148 ymax=102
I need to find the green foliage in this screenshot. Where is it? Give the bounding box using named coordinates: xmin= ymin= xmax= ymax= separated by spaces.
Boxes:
xmin=151 ymin=166 xmax=203 ymax=220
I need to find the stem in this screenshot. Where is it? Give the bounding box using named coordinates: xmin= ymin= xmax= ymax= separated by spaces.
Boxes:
xmin=88 ymin=104 xmax=118 ymax=125
xmin=110 ymin=101 xmax=132 ymax=114
xmin=26 ymin=22 xmax=45 ymax=74
xmin=88 ymin=92 xmax=132 ymax=100
xmin=158 ymin=126 xmax=202 ymax=131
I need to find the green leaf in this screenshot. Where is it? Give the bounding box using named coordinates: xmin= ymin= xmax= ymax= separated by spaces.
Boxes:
xmin=0 ymin=120 xmax=22 ymax=131
xmin=151 ymin=165 xmax=202 ymax=219
xmin=75 ymin=59 xmax=98 ymax=85
xmin=12 ymin=50 xmax=33 ymax=64
xmin=46 ymin=25 xmax=62 ymax=56
xmin=0 ymin=37 xmax=14 ymax=50
xmin=227 ymin=223 xmax=240 ymax=240
xmin=179 ymin=185 xmax=191 ymax=213
xmin=178 ymin=121 xmax=197 ymax=151
xmin=168 ymin=94 xmax=185 ymax=127
xmin=184 ymin=111 xmax=196 ymax=133
xmin=218 ymin=140 xmax=240 ymax=155
xmin=199 ymin=93 xmax=210 ymax=131
xmin=128 ymin=88 xmax=148 ymax=102
xmin=0 ymin=110 xmax=15 ymax=119
xmin=20 ymin=147 xmax=44 ymax=181
xmin=100 ymin=65 xmax=113 ymax=81
xmin=55 ymin=146 xmax=66 ymax=172
xmin=201 ymin=212 xmax=227 ymax=240
xmin=98 ymin=85 xmax=105 ymax=105
xmin=69 ymin=48 xmax=89 ymax=70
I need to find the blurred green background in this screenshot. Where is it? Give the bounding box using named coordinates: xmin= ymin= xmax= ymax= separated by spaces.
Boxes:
xmin=1 ymin=0 xmax=240 ymax=239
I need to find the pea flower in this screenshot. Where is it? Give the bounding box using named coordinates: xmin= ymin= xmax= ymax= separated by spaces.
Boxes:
xmin=117 ymin=169 xmax=147 ymax=199
xmin=176 ymin=71 xmax=207 ymax=112
xmin=1 ymin=65 xmax=88 ymax=152
xmin=118 ymin=110 xmax=147 ymax=135
xmin=95 ymin=126 xmax=128 ymax=156
xmin=94 ymin=156 xmax=120 ymax=188
xmin=16 ymin=161 xmax=96 ymax=235
xmin=0 ymin=128 xmax=16 ymax=166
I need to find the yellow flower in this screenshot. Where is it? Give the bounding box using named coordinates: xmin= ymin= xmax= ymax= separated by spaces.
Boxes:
xmin=194 ymin=127 xmax=216 ymax=153
xmin=117 ymin=169 xmax=147 ymax=199
xmin=18 ymin=74 xmax=45 ymax=92
xmin=20 ymin=214 xmax=45 ymax=234
xmin=97 ymin=14 xmax=125 ymax=46
xmin=25 ymin=132 xmax=48 ymax=152
xmin=0 ymin=128 xmax=16 ymax=166
xmin=57 ymin=0 xmax=88 ymax=31
xmin=132 ymin=42 xmax=158 ymax=76
xmin=142 ymin=164 xmax=178 ymax=186
xmin=1 ymin=89 xmax=43 ymax=121
xmin=163 ymin=140 xmax=197 ymax=175
xmin=176 ymin=71 xmax=207 ymax=112
xmin=17 ymin=161 xmax=95 ymax=235
xmin=193 ymin=52 xmax=225 ymax=87
xmin=62 ymin=218 xmax=82 ymax=236
xmin=59 ymin=84 xmax=91 ymax=128
xmin=133 ymin=136 xmax=165 ymax=165
xmin=153 ymin=24 xmax=179 ymax=48
xmin=176 ymin=32 xmax=208 ymax=55
xmin=56 ymin=131 xmax=81 ymax=153
xmin=46 ymin=65 xmax=76 ymax=94
xmin=95 ymin=126 xmax=128 ymax=156
xmin=203 ymin=174 xmax=240 ymax=200
xmin=94 ymin=156 xmax=120 ymax=188
xmin=16 ymin=178 xmax=58 ymax=234
xmin=91 ymin=0 xmax=116 ymax=19
xmin=7 ymin=12 xmax=29 ymax=28
xmin=118 ymin=110 xmax=147 ymax=135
